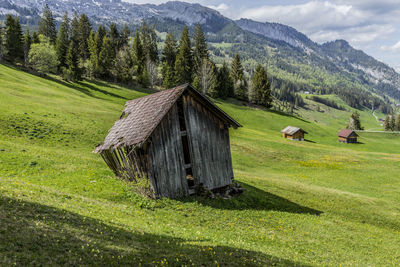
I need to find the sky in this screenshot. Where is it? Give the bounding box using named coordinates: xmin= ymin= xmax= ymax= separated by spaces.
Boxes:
xmin=124 ymin=0 xmax=400 ymax=71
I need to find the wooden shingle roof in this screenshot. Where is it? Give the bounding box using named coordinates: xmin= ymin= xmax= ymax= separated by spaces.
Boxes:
xmin=95 ymin=84 xmax=241 ymax=153
xmin=338 ymin=129 xmax=358 ymax=138
xmin=281 ymin=126 xmax=308 ymax=135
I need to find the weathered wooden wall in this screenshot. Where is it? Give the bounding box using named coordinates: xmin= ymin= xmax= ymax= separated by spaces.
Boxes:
xmin=183 ymin=93 xmax=234 ymax=190
xmin=148 ymin=103 xmax=189 ymax=198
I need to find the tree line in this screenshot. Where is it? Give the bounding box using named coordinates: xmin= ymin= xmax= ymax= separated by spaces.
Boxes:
xmin=384 ymin=114 xmax=400 ymax=132
xmin=0 ymin=5 xmax=273 ymax=107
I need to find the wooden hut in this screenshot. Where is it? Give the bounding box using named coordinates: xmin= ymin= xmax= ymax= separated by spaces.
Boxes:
xmin=281 ymin=126 xmax=308 ymax=141
xmin=95 ymin=84 xmax=242 ymax=198
xmin=338 ymin=129 xmax=359 ymax=143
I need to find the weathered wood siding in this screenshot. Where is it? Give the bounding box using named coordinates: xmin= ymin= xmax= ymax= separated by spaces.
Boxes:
xmin=183 ymin=93 xmax=233 ymax=190
xmin=148 ymin=104 xmax=188 ymax=198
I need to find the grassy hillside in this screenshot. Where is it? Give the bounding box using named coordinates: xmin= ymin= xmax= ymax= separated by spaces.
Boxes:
xmin=1 ymin=63 xmax=400 ymax=266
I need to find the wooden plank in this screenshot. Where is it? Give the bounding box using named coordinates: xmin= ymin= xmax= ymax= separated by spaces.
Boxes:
xmin=148 ymin=103 xmax=188 ymax=198
xmin=183 ymin=93 xmax=234 ymax=191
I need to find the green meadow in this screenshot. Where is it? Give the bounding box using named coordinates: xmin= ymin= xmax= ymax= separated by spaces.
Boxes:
xmin=1 ymin=63 xmax=400 ymax=266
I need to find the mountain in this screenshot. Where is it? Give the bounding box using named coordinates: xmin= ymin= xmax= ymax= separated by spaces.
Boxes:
xmin=2 ymin=0 xmax=400 ymax=105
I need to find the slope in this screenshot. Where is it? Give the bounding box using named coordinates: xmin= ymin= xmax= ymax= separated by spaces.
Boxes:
xmin=1 ymin=64 xmax=400 ymax=265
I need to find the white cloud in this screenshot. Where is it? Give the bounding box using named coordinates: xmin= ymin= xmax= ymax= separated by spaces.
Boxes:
xmin=237 ymin=0 xmax=400 ymax=48
xmin=381 ymin=40 xmax=400 ymax=52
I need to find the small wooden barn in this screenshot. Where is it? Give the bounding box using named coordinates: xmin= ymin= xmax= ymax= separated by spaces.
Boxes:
xmin=95 ymin=84 xmax=242 ymax=198
xmin=338 ymin=129 xmax=358 ymax=143
xmin=281 ymin=126 xmax=308 ymax=141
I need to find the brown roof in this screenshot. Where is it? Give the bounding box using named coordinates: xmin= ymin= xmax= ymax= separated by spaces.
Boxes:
xmin=95 ymin=84 xmax=241 ymax=153
xmin=338 ymin=129 xmax=358 ymax=138
xmin=281 ymin=126 xmax=308 ymax=135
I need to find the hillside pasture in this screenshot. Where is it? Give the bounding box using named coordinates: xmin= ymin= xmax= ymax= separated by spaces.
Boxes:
xmin=1 ymin=64 xmax=400 ymax=266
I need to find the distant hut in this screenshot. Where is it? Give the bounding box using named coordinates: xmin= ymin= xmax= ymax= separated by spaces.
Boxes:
xmin=338 ymin=129 xmax=359 ymax=143
xmin=281 ymin=126 xmax=308 ymax=141
xmin=95 ymin=84 xmax=242 ymax=198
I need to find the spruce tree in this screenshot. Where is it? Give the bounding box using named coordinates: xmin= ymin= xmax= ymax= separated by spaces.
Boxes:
xmin=148 ymin=26 xmax=158 ymax=63
xmin=384 ymin=115 xmax=391 ymax=131
xmin=109 ymin=23 xmax=120 ymax=57
xmin=23 ymin=29 xmax=32 ymax=66
xmin=230 ymin=53 xmax=247 ymax=100
xmin=347 ymin=111 xmax=362 ymax=130
xmin=0 ymin=29 xmax=3 ymax=61
xmin=161 ymin=32 xmax=177 ymax=85
xmin=395 ymin=114 xmax=400 ymax=132
xmin=193 ymin=23 xmax=208 ymax=71
xmin=215 ymin=61 xmax=234 ymax=99
xmin=32 ymin=32 xmax=40 ymax=44
xmin=98 ymin=36 xmax=113 ymax=78
xmin=56 ymin=12 xmax=70 ymax=68
xmin=65 ymin=40 xmax=81 ymax=81
xmin=161 ymin=63 xmax=174 ymax=89
xmin=38 ymin=4 xmax=57 ymax=44
xmin=175 ymin=26 xmax=193 ymax=84
xmin=162 ymin=32 xmax=177 ymax=68
xmin=120 ymin=24 xmax=131 ymax=48
xmin=78 ymin=14 xmax=92 ymax=60
xmin=87 ymin=30 xmax=98 ymax=77
xmin=5 ymin=15 xmax=23 ymax=63
xmin=132 ymin=30 xmax=145 ymax=83
xmin=70 ymin=13 xmax=80 ymax=45
xmin=251 ymin=64 xmax=272 ymax=107
xmin=230 ymin=53 xmax=244 ymax=83
xmin=390 ymin=115 xmax=396 ymax=131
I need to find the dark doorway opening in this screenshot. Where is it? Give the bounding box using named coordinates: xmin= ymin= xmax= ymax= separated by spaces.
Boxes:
xmin=177 ymin=98 xmax=195 ymax=190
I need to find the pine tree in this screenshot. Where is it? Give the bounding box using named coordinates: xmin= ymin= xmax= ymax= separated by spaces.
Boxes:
xmin=70 ymin=13 xmax=80 ymax=45
xmin=175 ymin=26 xmax=193 ymax=84
xmin=96 ymin=25 xmax=107 ymax=51
xmin=162 ymin=63 xmax=175 ymax=89
xmin=390 ymin=115 xmax=396 ymax=131
xmin=250 ymin=64 xmax=272 ymax=107
xmin=132 ymin=30 xmax=145 ymax=84
xmin=193 ymin=23 xmax=208 ymax=71
xmin=384 ymin=115 xmax=391 ymax=131
xmin=161 ymin=32 xmax=177 ymax=85
xmin=65 ymin=40 xmax=81 ymax=81
xmin=230 ymin=53 xmax=247 ymax=100
xmin=32 ymin=32 xmax=40 ymax=44
xmin=149 ymin=26 xmax=158 ymax=63
xmin=395 ymin=114 xmax=400 ymax=132
xmin=87 ymin=30 xmax=99 ymax=78
xmin=230 ymin=53 xmax=244 ymax=83
xmin=98 ymin=36 xmax=113 ymax=78
xmin=55 ymin=12 xmax=70 ymax=68
xmin=109 ymin=23 xmax=120 ymax=57
xmin=120 ymin=24 xmax=131 ymax=48
xmin=347 ymin=111 xmax=362 ymax=130
xmin=23 ymin=29 xmax=32 ymax=66
xmin=78 ymin=14 xmax=92 ymax=60
xmin=38 ymin=4 xmax=57 ymax=44
xmin=5 ymin=15 xmax=23 ymax=63
xmin=215 ymin=61 xmax=234 ymax=99
xmin=0 ymin=29 xmax=3 ymax=61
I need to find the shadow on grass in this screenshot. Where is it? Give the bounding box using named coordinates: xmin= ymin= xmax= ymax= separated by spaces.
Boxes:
xmin=304 ymin=139 xmax=316 ymax=143
xmin=0 ymin=196 xmax=310 ymax=266
xmin=180 ymin=182 xmax=322 ymax=215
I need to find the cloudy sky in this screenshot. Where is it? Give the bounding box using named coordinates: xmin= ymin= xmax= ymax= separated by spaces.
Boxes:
xmin=126 ymin=0 xmax=400 ymax=71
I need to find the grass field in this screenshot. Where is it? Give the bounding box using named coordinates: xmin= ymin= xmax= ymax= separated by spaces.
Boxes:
xmin=1 ymin=63 xmax=400 ymax=266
